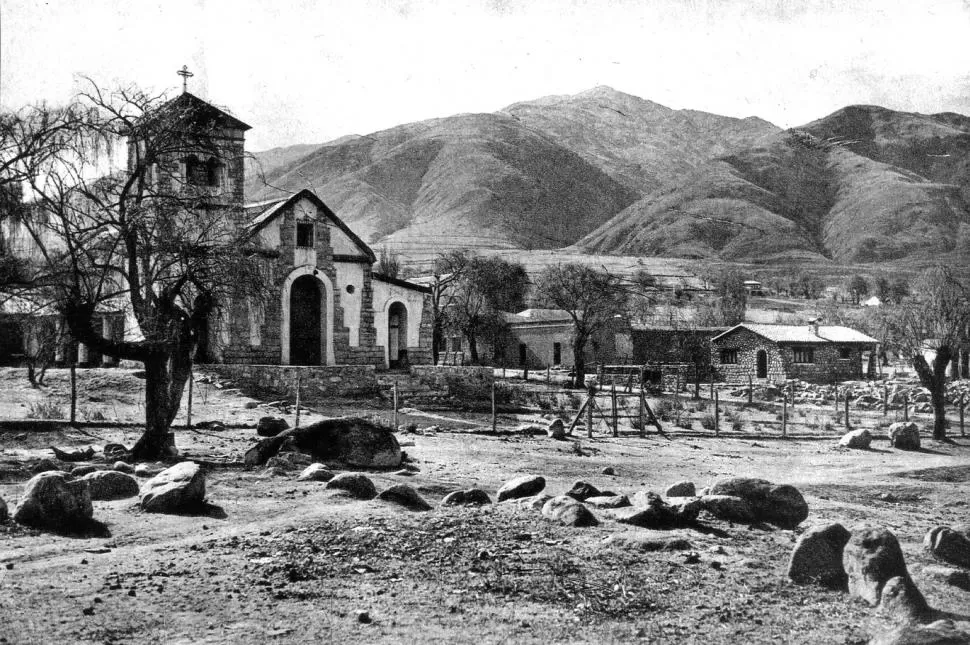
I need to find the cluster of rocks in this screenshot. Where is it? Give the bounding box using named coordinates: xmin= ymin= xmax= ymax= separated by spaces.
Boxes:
xmin=491 ymin=474 xmax=810 ymax=531
xmin=838 ymin=422 xmax=922 ymax=451
xmin=787 ymin=522 xmax=970 ymax=641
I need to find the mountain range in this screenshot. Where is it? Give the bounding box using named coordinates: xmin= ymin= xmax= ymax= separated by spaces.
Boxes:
xmin=246 ymin=87 xmax=970 ymax=264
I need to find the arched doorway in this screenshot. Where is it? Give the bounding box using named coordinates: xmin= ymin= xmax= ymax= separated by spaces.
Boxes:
xmin=290 ymin=275 xmax=323 ymax=365
xmin=388 ymin=302 xmax=408 ymax=368
xmin=756 ymin=349 xmax=768 ymax=379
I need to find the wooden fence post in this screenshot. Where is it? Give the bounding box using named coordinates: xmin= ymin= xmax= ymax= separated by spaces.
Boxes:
xmin=748 ymin=375 xmax=753 ymax=404
xmin=782 ymin=394 xmax=788 ymax=438
xmin=546 ymin=366 xmax=551 ymax=386
xmin=882 ymin=384 xmax=888 ymax=417
xmin=392 ymin=382 xmax=398 ymax=431
xmin=694 ymin=365 xmax=700 ymax=399
xmin=523 ymin=366 xmax=528 ymax=381
xmin=611 ymin=384 xmax=618 ymax=437
xmin=844 ymin=394 xmax=850 ymax=429
xmin=903 ymin=395 xmax=909 ymax=422
xmin=960 ymin=393 xmax=965 ymax=438
xmin=69 ymin=360 xmax=77 ymax=425
xmin=491 ymin=381 xmax=497 ymax=433
xmin=638 ymin=390 xmax=645 ymax=439
xmin=709 ymin=374 xmax=713 ymax=399
xmin=186 ymin=366 xmax=194 ymax=429
xmin=714 ymin=390 xmax=720 ymax=438
xmin=587 ymin=384 xmax=596 ymax=439
xmin=295 ymin=374 xmax=303 ymax=429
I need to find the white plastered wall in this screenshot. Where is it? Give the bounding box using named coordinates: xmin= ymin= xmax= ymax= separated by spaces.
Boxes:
xmin=334 ymin=262 xmax=365 ymax=347
xmin=372 ymin=280 xmax=425 ymax=367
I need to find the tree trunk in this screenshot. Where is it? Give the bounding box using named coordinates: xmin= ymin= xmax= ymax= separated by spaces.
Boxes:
xmin=912 ymin=346 xmax=951 ymax=441
xmin=572 ymin=336 xmax=587 ymax=389
xmin=431 ymin=321 xmax=442 ymax=365
xmin=130 ymin=345 xmax=193 ymax=460
xmin=466 ymin=331 xmax=479 ymax=364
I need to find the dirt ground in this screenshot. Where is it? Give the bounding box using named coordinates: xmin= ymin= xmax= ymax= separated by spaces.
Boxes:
xmin=2 ymin=367 xmax=970 ymax=644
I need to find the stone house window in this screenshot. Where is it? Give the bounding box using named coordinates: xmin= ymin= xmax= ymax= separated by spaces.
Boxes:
xmin=519 ymin=343 xmax=528 ymax=366
xmin=792 ymin=346 xmax=815 ymax=364
xmin=296 ymin=222 xmax=314 ymax=247
xmin=553 ymin=342 xmax=562 ymax=365
xmin=838 ymin=347 xmax=852 ymax=360
xmin=720 ymin=348 xmax=738 ymax=364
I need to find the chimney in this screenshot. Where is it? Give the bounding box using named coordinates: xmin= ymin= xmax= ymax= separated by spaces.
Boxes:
xmin=810 ymin=319 xmax=820 ymax=336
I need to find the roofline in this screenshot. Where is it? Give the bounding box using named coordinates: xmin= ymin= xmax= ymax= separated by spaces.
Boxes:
xmin=372 ymin=273 xmax=431 ymax=293
xmin=244 ymin=189 xmax=376 ymax=263
xmin=711 ymin=322 xmax=879 ymax=345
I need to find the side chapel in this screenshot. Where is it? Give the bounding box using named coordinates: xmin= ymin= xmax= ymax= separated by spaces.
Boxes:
xmin=153 ymin=89 xmax=431 ymax=369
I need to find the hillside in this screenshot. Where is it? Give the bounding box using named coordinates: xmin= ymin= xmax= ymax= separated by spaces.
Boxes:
xmin=244 ymin=87 xmax=778 ymax=254
xmin=577 ymin=106 xmax=970 ymax=264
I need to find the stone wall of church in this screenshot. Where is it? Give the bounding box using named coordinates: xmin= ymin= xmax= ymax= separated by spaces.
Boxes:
xmin=204 ymin=363 xmax=380 ymax=399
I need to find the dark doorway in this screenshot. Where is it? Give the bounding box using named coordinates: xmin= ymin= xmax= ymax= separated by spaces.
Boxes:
xmin=290 ymin=275 xmax=322 ymax=365
xmin=388 ymin=302 xmax=408 ymax=368
xmin=553 ymin=342 xmax=562 ymax=365
xmin=519 ymin=343 xmax=527 ymax=366
xmin=756 ymin=349 xmax=768 ymax=379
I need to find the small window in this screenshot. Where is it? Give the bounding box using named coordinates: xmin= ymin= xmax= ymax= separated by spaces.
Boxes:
xmin=839 ymin=347 xmax=852 ymax=360
xmin=185 ymin=155 xmax=206 ymax=186
xmin=450 ymin=337 xmax=462 ymax=352
xmin=519 ymin=343 xmax=528 ymax=366
xmin=720 ymin=349 xmax=738 ymax=365
xmin=793 ymin=346 xmax=814 ymax=364
xmin=345 ymin=285 xmax=355 ymax=294
xmin=553 ymin=342 xmax=562 ymax=365
xmin=296 ymin=222 xmax=314 ymax=248
xmin=205 ymin=157 xmax=222 ymax=187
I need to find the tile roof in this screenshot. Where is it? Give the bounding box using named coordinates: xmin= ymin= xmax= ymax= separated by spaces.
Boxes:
xmin=713 ymin=323 xmax=878 ymax=344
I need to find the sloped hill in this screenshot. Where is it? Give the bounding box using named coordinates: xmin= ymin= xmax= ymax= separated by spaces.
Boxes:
xmin=502 ymin=86 xmax=779 ymax=193
xmin=246 ymin=113 xmax=639 ymax=251
xmin=577 ymin=106 xmax=970 ymax=263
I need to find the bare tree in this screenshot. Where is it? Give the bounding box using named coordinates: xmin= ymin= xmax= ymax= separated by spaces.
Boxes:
xmin=877 ymin=266 xmax=970 ymax=440
xmin=426 ymin=250 xmax=468 ymax=364
xmin=534 ymin=263 xmax=627 ymax=388
xmin=6 ymin=80 xmax=267 ymax=459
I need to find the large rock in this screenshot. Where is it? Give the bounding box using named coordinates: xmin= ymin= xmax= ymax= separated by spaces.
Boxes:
xmin=879 ymin=575 xmax=931 ymax=624
xmin=440 ymin=489 xmax=492 ymax=506
xmin=377 ymin=484 xmax=432 ymax=511
xmin=297 ymin=463 xmax=335 ymax=482
xmin=246 ymin=418 xmax=402 ymax=468
xmin=665 ymin=481 xmax=696 ymax=497
xmin=787 ymin=522 xmax=851 ymax=588
xmin=326 ymin=473 xmax=377 ymax=500
xmin=12 ymin=472 xmax=93 ymax=531
xmin=619 ymin=492 xmax=696 ymax=528
xmin=889 ymin=422 xmax=921 ymax=451
xmin=924 ymin=526 xmax=970 ymax=569
xmin=844 ymin=527 xmax=921 ymax=607
xmin=139 ymin=462 xmax=206 ymax=513
xmin=112 ymin=461 xmax=135 ymax=474
xmin=541 ymin=496 xmax=599 ymax=527
xmin=707 ymin=477 xmax=808 ymax=528
xmin=698 ymin=495 xmax=757 ymax=523
xmin=565 ymin=480 xmax=603 ymax=501
xmin=870 ymin=620 xmax=970 ymax=645
xmin=585 ymin=494 xmax=631 ymax=509
xmin=82 ymin=470 xmax=140 ymax=500
xmin=546 ymin=419 xmax=566 ymax=440
xmin=497 ymin=475 xmax=545 ymax=502
xmin=256 ymin=416 xmax=289 ymax=437
xmin=839 ymin=428 xmax=873 ymax=449
xmin=265 ymin=451 xmax=314 ymax=471
xmin=510 ymin=493 xmax=552 ymax=511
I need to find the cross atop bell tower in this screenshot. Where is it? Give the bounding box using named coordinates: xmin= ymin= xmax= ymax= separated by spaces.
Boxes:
xmin=176 ymin=65 xmax=194 ymax=93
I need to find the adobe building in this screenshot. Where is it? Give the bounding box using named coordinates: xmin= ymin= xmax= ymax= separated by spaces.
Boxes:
xmin=710 ymin=322 xmax=878 ymax=384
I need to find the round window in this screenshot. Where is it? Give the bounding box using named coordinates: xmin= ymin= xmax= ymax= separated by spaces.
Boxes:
xmin=346 ymin=285 xmax=355 ymax=294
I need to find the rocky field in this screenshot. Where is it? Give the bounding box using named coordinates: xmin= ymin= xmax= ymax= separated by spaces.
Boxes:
xmin=1 ymin=368 xmax=970 ymax=644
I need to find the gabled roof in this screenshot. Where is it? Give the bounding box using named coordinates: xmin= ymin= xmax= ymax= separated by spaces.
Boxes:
xmin=372 ymin=273 xmax=431 ymax=294
xmin=135 ymin=92 xmax=252 ymax=133
xmin=243 ymin=189 xmax=375 ymax=263
xmin=712 ymin=323 xmax=878 ymax=345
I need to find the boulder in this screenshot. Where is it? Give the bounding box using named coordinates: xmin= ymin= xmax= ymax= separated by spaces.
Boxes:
xmin=112 ymin=461 xmax=135 ymax=474
xmin=844 ymin=527 xmax=919 ymax=607
xmin=134 ymin=463 xmax=163 ymax=478
xmin=879 ymin=575 xmax=931 ymax=624
xmin=889 ymin=422 xmax=921 ymax=451
xmin=698 ymin=495 xmax=757 ymax=523
xmin=440 ymin=489 xmax=492 ymax=506
xmin=325 ymin=473 xmax=377 ymax=500
xmin=707 ymin=477 xmax=808 ymax=528
xmin=665 ymin=481 xmax=696 ymax=498
xmin=565 ymin=480 xmax=603 ymax=501
xmin=297 ymin=463 xmax=335 ymax=482
xmin=870 ymin=620 xmax=970 ymax=645
xmin=541 ymin=496 xmax=599 ymax=527
xmin=497 ymin=475 xmax=546 ymax=502
xmin=265 ymin=451 xmax=314 ymax=471
xmin=923 ymin=526 xmax=970 ymax=569
xmin=601 ymin=466 xmax=617 ymax=476
xmin=786 ymin=522 xmax=851 ymax=588
xmin=70 ymin=465 xmax=99 ymax=477
xmin=82 ymin=470 xmax=140 ymax=500
xmin=546 ymin=419 xmax=566 ymax=440
xmin=839 ymin=428 xmax=873 ymax=449
xmin=585 ymin=494 xmax=631 ymax=509
xmin=12 ymin=472 xmax=93 ymax=531
xmin=246 ymin=418 xmax=401 ymax=468
xmin=921 ymin=565 xmax=970 ymax=591
xmin=377 ymin=484 xmax=432 ymax=511
xmin=103 ymin=444 xmax=128 ymax=461
xmin=510 ymin=494 xmax=552 ymax=511
xmin=256 ymin=416 xmax=289 ymax=437
xmin=31 ymin=458 xmax=61 ymax=474
xmin=619 ymin=492 xmax=696 ymax=528
xmin=139 ymin=462 xmax=206 ymax=514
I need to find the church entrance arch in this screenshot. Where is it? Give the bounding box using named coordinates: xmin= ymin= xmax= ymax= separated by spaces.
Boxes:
xmin=756 ymin=349 xmax=768 ymax=379
xmin=388 ymin=302 xmax=408 ymax=368
xmin=290 ymin=275 xmax=323 ymax=365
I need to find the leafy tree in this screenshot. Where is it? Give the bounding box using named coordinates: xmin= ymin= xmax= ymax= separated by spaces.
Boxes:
xmin=696 ymin=268 xmax=747 ymax=327
xmin=889 ymin=276 xmax=910 ymax=305
xmin=847 ymin=275 xmax=869 ymax=305
xmin=794 ymin=272 xmax=825 ymax=299
xmin=534 ymin=263 xmax=627 ymax=388
xmin=375 ymin=246 xmax=401 ymax=279
xmin=877 ymin=267 xmax=970 ymax=440
xmin=6 ymin=81 xmax=267 ymax=459
xmin=875 ymin=275 xmax=892 ymax=303
xmin=444 ymin=256 xmax=528 ymax=363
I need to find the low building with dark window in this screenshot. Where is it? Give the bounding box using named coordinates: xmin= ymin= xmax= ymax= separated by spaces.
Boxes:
xmin=710 ymin=322 xmax=878 ymax=384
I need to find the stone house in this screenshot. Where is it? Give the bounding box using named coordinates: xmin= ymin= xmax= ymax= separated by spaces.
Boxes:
xmin=710 ymin=322 xmax=878 ymax=384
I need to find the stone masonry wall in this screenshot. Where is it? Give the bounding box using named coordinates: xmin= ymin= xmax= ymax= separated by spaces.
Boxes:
xmin=204 ymin=364 xmax=380 ymax=400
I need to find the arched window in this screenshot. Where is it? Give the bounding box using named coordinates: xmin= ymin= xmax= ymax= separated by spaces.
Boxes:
xmin=205 ymin=157 xmax=222 ymax=187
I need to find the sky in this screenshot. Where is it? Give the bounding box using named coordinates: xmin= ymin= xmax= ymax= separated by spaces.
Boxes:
xmin=2 ymin=0 xmax=970 ymax=151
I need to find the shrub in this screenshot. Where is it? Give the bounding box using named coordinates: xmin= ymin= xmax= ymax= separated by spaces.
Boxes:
xmin=700 ymin=414 xmax=716 ymax=430
xmin=27 ymin=400 xmax=65 ymax=420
